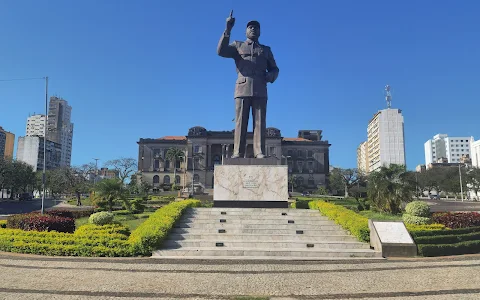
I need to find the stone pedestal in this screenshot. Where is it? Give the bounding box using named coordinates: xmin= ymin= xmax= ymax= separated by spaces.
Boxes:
xmin=213 ymin=158 xmax=288 ymax=208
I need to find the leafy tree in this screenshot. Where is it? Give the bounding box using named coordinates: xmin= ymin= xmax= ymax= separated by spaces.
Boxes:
xmin=95 ymin=178 xmax=127 ymax=212
xmin=316 ymin=186 xmax=329 ymax=195
xmin=288 ymin=175 xmax=297 ymax=193
xmin=367 ymin=164 xmax=414 ymax=214
xmin=329 ymin=168 xmax=364 ymax=198
xmin=64 ymin=166 xmax=92 ymax=206
xmin=165 ymin=148 xmax=185 ymax=186
xmin=466 ymin=167 xmax=480 ymax=200
xmin=105 ymin=158 xmax=137 ymax=183
xmin=7 ymin=160 xmax=35 ymax=198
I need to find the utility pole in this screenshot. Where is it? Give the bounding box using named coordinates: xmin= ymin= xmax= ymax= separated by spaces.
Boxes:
xmin=41 ymin=76 xmax=48 ymax=215
xmin=93 ymin=158 xmax=99 ymax=195
xmin=459 ymin=164 xmax=464 ymax=202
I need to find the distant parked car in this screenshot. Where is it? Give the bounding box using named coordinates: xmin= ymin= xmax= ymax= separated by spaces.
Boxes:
xmin=429 ymin=194 xmax=440 ymax=200
xmin=19 ymin=193 xmax=33 ymax=201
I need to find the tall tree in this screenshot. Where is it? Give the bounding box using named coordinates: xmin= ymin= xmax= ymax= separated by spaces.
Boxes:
xmin=165 ymin=148 xmax=185 ymax=187
xmin=367 ymin=164 xmax=414 ymax=214
xmin=105 ymin=158 xmax=136 ymax=183
xmin=329 ymin=168 xmax=363 ymax=198
xmin=95 ymin=178 xmax=127 ymax=212
xmin=466 ymin=167 xmax=480 ymax=200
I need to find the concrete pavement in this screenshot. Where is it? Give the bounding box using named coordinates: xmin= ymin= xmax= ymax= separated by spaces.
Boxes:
xmin=0 ymin=253 xmax=479 ymax=299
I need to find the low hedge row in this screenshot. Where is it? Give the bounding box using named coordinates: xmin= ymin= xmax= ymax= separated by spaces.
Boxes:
xmin=46 ymin=209 xmax=95 ymax=219
xmin=405 ymin=223 xmax=446 ymax=232
xmin=308 ymin=200 xmax=370 ymax=242
xmin=410 ymin=226 xmax=480 ymax=238
xmin=418 ymin=240 xmax=480 ymax=257
xmin=432 ymin=212 xmax=480 ymax=229
xmin=7 ymin=213 xmax=75 ymax=233
xmin=414 ymin=231 xmax=480 ymax=245
xmin=128 ymin=200 xmax=201 ymax=255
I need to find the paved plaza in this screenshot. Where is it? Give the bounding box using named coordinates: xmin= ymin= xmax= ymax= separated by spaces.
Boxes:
xmin=1 ymin=253 xmax=480 ymax=299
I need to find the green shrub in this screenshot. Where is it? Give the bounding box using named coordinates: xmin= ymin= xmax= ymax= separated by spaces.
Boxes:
xmin=130 ymin=198 xmax=145 ymax=213
xmin=7 ymin=213 xmax=75 ymax=233
xmin=405 ymin=201 xmax=430 ymax=217
xmin=88 ymin=212 xmax=114 ymax=226
xmin=309 ymin=200 xmax=369 ymax=242
xmin=402 ymin=213 xmax=431 ymax=225
xmin=414 ymin=231 xmax=480 ymax=245
xmin=410 ymin=226 xmax=480 ymax=238
xmin=128 ymin=199 xmax=200 ymax=256
xmin=418 ymin=240 xmax=480 ymax=257
xmin=406 ymin=223 xmax=446 ymax=232
xmin=0 ymin=220 xmax=6 ymax=228
xmin=295 ymin=199 xmax=310 ymax=209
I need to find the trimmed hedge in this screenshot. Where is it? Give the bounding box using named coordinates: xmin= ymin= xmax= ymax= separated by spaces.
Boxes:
xmin=414 ymin=231 xmax=480 ymax=245
xmin=402 ymin=214 xmax=431 ymax=225
xmin=418 ymin=240 xmax=480 ymax=257
xmin=405 ymin=223 xmax=446 ymax=232
xmin=410 ymin=226 xmax=480 ymax=238
xmin=309 ymin=200 xmax=369 ymax=242
xmin=46 ymin=209 xmax=94 ymax=219
xmin=405 ymin=201 xmax=430 ymax=217
xmin=128 ymin=200 xmax=201 ymax=255
xmin=88 ymin=212 xmax=114 ymax=226
xmin=432 ymin=212 xmax=480 ymax=229
xmin=7 ymin=213 xmax=75 ymax=233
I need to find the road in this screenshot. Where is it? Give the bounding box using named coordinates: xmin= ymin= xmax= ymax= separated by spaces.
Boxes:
xmin=0 ymin=199 xmax=69 ymax=216
xmin=425 ymin=199 xmax=480 ymax=212
xmin=0 ymin=254 xmax=479 ymax=299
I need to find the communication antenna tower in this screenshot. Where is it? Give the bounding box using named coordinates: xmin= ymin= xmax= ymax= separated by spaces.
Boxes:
xmin=385 ymin=84 xmax=392 ymax=108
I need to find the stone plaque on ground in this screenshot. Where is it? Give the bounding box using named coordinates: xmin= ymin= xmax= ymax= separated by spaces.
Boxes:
xmin=214 ymin=165 xmax=288 ymax=202
xmin=368 ymin=220 xmax=417 ymax=257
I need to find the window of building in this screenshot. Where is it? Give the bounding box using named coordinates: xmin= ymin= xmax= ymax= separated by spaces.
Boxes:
xmin=213 ymin=155 xmax=221 ymax=165
xmin=298 ymin=150 xmax=304 ymax=158
xmin=194 ymin=145 xmax=200 ymax=153
xmin=461 ymin=140 xmax=463 ymax=142
xmin=308 ymin=178 xmax=315 ymax=187
xmin=297 ymin=176 xmax=304 ymax=186
xmin=165 ymin=160 xmax=170 ymax=169
xmin=308 ymin=150 xmax=313 ymax=158
xmin=466 ymin=140 xmax=469 ymax=142
xmin=269 ymin=147 xmax=276 ymax=157
xmin=193 ymin=174 xmax=200 ymax=183
xmin=287 ymin=149 xmax=293 ymax=157
xmin=461 ymin=144 xmax=463 ymax=147
xmin=297 ymin=161 xmax=304 ymax=172
xmin=153 ymin=175 xmax=160 ymax=184
xmin=308 ymin=161 xmax=314 ymax=171
xmin=287 ymin=161 xmax=293 ymax=173
xmin=175 ymin=175 xmax=181 ymax=184
xmin=176 ymin=160 xmax=181 ymax=168
xmin=154 ymin=159 xmax=160 ymax=169
xmin=163 ymin=175 xmax=170 ymax=184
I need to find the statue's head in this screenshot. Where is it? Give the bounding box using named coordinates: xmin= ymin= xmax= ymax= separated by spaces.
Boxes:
xmin=246 ymin=20 xmax=260 ymax=41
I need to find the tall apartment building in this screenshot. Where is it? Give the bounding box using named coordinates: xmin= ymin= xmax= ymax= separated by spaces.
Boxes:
xmin=46 ymin=96 xmax=74 ymax=167
xmin=356 ymin=141 xmax=368 ymax=173
xmin=470 ymin=139 xmax=480 ymax=168
xmin=16 ymin=136 xmax=61 ymax=171
xmin=0 ymin=127 xmax=15 ymax=159
xmin=424 ymin=134 xmax=473 ymax=165
xmin=364 ymin=108 xmax=405 ymax=173
xmin=26 ymin=114 xmax=47 ymax=137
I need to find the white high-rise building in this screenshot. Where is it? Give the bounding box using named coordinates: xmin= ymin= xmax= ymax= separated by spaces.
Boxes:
xmin=366 ymin=108 xmax=406 ymax=173
xmin=16 ymin=136 xmax=61 ymax=171
xmin=424 ymin=134 xmax=473 ymax=165
xmin=471 ymin=139 xmax=480 ymax=168
xmin=26 ymin=114 xmax=46 ymax=137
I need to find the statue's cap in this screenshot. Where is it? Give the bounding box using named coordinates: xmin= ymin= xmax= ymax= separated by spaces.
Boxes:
xmin=246 ymin=20 xmax=260 ymax=28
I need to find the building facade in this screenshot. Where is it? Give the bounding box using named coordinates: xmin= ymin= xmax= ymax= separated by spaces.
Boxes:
xmin=26 ymin=114 xmax=47 ymax=137
xmin=16 ymin=136 xmax=61 ymax=171
xmin=137 ymin=127 xmax=330 ymax=192
xmin=0 ymin=126 xmax=15 ymax=159
xmin=424 ymin=134 xmax=473 ymax=165
xmin=356 ymin=141 xmax=368 ymax=173
xmin=364 ymin=108 xmax=405 ymax=173
xmin=469 ymin=139 xmax=480 ymax=168
xmin=46 ymin=96 xmax=74 ymax=167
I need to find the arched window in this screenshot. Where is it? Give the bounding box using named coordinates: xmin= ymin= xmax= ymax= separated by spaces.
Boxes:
xmin=153 ymin=175 xmax=160 ymax=184
xmin=193 ymin=174 xmax=200 ymax=183
xmin=163 ymin=175 xmax=170 ymax=184
xmin=297 ymin=176 xmax=304 ymax=186
xmin=175 ymin=175 xmax=181 ymax=184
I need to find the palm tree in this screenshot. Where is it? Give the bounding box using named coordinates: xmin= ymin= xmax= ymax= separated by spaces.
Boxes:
xmin=367 ymin=164 xmax=414 ymax=214
xmin=165 ymin=148 xmax=185 ymax=188
xmin=95 ymin=178 xmax=126 ymax=212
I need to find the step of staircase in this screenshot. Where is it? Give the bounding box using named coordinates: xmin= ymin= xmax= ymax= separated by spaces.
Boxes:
xmin=152 ymin=208 xmax=382 ymax=260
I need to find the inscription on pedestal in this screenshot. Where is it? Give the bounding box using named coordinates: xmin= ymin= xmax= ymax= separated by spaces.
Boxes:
xmin=243 ymin=175 xmax=260 ymax=189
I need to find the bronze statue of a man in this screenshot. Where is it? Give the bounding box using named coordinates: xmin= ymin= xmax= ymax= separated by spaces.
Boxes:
xmin=217 ymin=11 xmax=279 ymax=158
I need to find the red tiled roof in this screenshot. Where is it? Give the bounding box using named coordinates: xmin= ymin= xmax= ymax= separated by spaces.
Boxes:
xmin=282 ymin=137 xmax=312 ymax=142
xmin=156 ymin=136 xmax=187 ymax=141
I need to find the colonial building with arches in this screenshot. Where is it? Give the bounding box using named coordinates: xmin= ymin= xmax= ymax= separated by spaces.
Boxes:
xmin=137 ymin=127 xmax=330 ymax=192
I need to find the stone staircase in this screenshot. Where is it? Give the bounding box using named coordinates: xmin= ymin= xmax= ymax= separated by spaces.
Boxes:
xmin=153 ymin=207 xmax=382 ymax=259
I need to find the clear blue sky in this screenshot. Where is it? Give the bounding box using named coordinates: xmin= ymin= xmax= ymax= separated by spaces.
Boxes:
xmin=1 ymin=0 xmax=479 ymax=170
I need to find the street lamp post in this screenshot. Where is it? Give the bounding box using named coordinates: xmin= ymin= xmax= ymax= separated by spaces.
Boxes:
xmin=93 ymin=158 xmax=99 ymax=195
xmin=459 ymin=164 xmax=464 ymax=202
xmin=41 ymin=76 xmax=48 ymax=214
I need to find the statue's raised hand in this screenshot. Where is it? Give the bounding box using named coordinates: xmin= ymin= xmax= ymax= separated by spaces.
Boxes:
xmin=226 ymin=10 xmax=235 ymax=32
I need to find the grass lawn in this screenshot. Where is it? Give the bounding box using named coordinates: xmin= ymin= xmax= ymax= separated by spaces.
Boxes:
xmin=75 ymin=211 xmax=154 ymax=231
xmin=67 ymin=197 xmax=93 ymax=206
xmin=358 ymin=210 xmax=403 ymax=221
